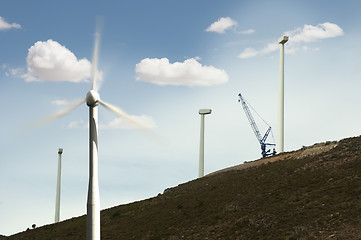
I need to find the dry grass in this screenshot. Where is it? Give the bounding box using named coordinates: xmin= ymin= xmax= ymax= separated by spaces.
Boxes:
xmin=6 ymin=136 xmax=361 ymax=239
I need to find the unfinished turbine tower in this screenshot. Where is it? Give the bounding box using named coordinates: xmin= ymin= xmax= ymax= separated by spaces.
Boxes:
xmin=55 ymin=148 xmax=63 ymax=223
xmin=31 ymin=23 xmax=151 ymax=240
xmin=198 ymin=109 xmax=212 ymax=178
xmin=277 ymin=35 xmax=288 ymax=153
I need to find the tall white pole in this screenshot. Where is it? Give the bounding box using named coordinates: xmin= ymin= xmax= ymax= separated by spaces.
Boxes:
xmin=87 ymin=105 xmax=100 ymax=240
xmin=277 ymin=35 xmax=288 ymax=154
xmin=198 ymin=109 xmax=212 ymax=178
xmin=55 ymin=148 xmax=63 ymax=223
xmin=199 ymin=114 xmax=205 ymax=178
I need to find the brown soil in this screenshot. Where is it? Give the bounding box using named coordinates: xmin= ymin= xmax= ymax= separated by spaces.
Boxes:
xmin=6 ymin=135 xmax=361 ymax=240
xmin=207 ymin=140 xmax=338 ymax=176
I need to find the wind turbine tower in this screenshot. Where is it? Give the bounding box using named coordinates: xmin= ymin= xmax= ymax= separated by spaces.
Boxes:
xmin=198 ymin=109 xmax=212 ymax=178
xmin=55 ymin=148 xmax=63 ymax=223
xmin=86 ymin=89 xmax=101 ymax=239
xmin=277 ymin=35 xmax=288 ymax=153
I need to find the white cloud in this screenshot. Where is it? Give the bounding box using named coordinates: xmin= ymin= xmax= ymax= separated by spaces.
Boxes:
xmin=135 ymin=58 xmax=229 ymax=87
xmin=206 ymin=17 xmax=238 ymax=34
xmin=51 ymin=99 xmax=71 ymax=106
xmin=238 ymin=22 xmax=344 ymax=59
xmin=51 ymin=99 xmax=84 ymax=107
xmin=238 ymin=48 xmax=258 ymax=59
xmin=22 ymin=39 xmax=102 ymax=83
xmin=9 ymin=67 xmax=24 ymax=77
xmin=2 ymin=64 xmax=24 ymax=77
xmin=238 ymin=43 xmax=278 ymax=59
xmin=100 ymin=115 xmax=157 ymax=130
xmin=286 ymin=22 xmax=344 ymax=43
xmin=262 ymin=42 xmax=279 ymax=54
xmin=68 ymin=119 xmax=85 ymax=129
xmin=0 ymin=16 xmax=21 ymax=31
xmin=239 ymin=29 xmax=255 ymax=35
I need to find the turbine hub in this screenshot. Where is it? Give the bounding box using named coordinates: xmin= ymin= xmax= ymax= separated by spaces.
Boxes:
xmin=86 ymin=90 xmax=100 ymax=107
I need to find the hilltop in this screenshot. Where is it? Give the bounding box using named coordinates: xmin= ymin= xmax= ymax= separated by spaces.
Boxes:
xmin=6 ymin=135 xmax=361 ymax=239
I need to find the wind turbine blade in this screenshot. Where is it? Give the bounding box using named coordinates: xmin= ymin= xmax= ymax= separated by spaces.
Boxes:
xmin=91 ymin=18 xmax=104 ymax=91
xmin=98 ymin=100 xmax=165 ymax=144
xmin=98 ymin=100 xmax=145 ymax=129
xmin=26 ymin=99 xmax=86 ymax=131
xmin=91 ymin=32 xmax=100 ymax=91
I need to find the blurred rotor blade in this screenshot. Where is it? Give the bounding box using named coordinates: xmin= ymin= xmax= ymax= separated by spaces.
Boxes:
xmin=91 ymin=30 xmax=100 ymax=91
xmin=26 ymin=99 xmax=86 ymax=131
xmin=98 ymin=100 xmax=145 ymax=129
xmin=98 ymin=100 xmax=165 ymax=144
xmin=91 ymin=17 xmax=104 ymax=91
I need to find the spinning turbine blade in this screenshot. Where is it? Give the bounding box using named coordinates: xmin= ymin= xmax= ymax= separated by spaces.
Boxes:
xmin=98 ymin=100 xmax=165 ymax=145
xmin=91 ymin=18 xmax=103 ymax=91
xmin=91 ymin=31 xmax=100 ymax=91
xmin=27 ymin=99 xmax=86 ymax=130
xmin=98 ymin=100 xmax=146 ymax=129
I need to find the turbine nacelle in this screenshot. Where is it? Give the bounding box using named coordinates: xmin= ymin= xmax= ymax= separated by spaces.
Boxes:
xmin=86 ymin=90 xmax=100 ymax=107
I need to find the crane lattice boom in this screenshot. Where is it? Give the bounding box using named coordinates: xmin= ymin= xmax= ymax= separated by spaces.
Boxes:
xmin=238 ymin=93 xmax=276 ymax=158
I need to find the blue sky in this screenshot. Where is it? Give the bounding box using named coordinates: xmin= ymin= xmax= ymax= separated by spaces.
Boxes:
xmin=1 ymin=0 xmax=361 ymax=235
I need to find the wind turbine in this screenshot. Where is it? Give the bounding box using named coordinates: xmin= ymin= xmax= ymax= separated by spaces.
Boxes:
xmin=198 ymin=109 xmax=212 ymax=178
xmin=55 ymin=148 xmax=63 ymax=223
xmin=277 ymin=35 xmax=288 ymax=154
xmin=31 ymin=27 xmax=150 ymax=240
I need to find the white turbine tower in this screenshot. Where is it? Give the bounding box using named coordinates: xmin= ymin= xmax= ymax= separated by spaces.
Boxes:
xmin=55 ymin=148 xmax=63 ymax=223
xmin=31 ymin=26 xmax=151 ymax=240
xmin=277 ymin=35 xmax=288 ymax=154
xmin=198 ymin=109 xmax=212 ymax=178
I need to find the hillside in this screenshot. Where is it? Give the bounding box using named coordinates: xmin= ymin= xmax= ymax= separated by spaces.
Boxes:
xmin=6 ymin=135 xmax=361 ymax=239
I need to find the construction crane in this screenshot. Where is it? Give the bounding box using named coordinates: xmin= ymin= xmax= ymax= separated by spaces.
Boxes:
xmin=238 ymin=93 xmax=276 ymax=158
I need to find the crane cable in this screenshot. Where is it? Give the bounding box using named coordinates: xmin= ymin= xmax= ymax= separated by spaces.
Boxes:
xmin=244 ymin=98 xmax=270 ymax=126
xmin=243 ymin=98 xmax=276 ymax=143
